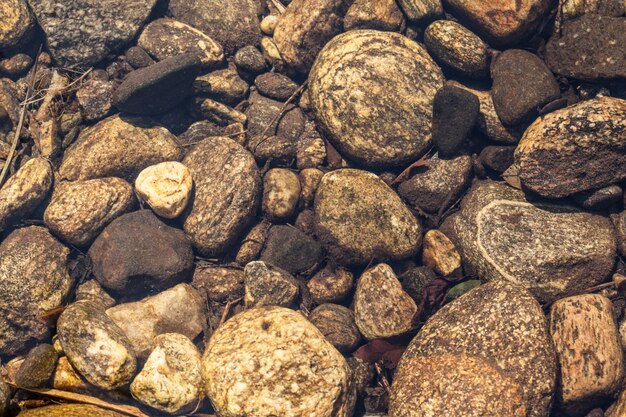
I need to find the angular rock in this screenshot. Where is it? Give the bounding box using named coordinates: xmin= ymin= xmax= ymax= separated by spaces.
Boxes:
xmin=29 ymin=0 xmax=157 ymax=67
xmin=193 ymin=267 xmax=245 ymax=302
xmin=516 ymin=97 xmax=626 ymax=197
xmin=574 ymin=185 xmax=623 ymax=210
xmin=422 ymin=230 xmax=461 ymax=276
xmin=562 ymin=0 xmax=624 ymax=20
xmin=254 ymin=72 xmax=298 ymax=101
xmin=343 ymin=0 xmax=404 ymax=31
xmin=479 ymin=145 xmax=516 ymax=173
xmin=202 ymin=306 xmax=352 ymax=417
xmin=432 ymin=85 xmax=479 ymax=156
xmin=354 ymin=264 xmax=418 ymax=340
xmin=193 ymin=66 xmax=249 ymax=106
xmin=135 ymin=161 xmax=193 ymax=219
xmin=400 ymin=280 xmax=557 ymax=417
xmin=0 ymin=0 xmax=34 ymax=49
xmin=259 ymin=225 xmax=323 ymax=274
xmin=245 ymin=92 xmax=305 ymax=142
xmin=262 ymin=168 xmax=301 ymax=220
xmin=309 ymin=30 xmax=444 ymax=167
xmin=17 ymin=404 xmax=127 ymax=417
xmin=396 ymin=0 xmax=443 ymax=21
xmin=309 ymin=304 xmax=361 ymax=353
xmin=44 ymin=178 xmax=135 ymax=246
xmin=244 ymin=261 xmax=299 ymax=307
xmin=58 ymin=115 xmax=183 ymax=181
xmin=76 ymin=78 xmax=114 ymax=122
xmin=14 ymin=344 xmax=58 ymax=389
xmin=307 ymin=266 xmax=354 ymax=304
xmin=314 ymin=169 xmax=421 ymax=266
xmin=235 ymin=221 xmax=271 ymax=265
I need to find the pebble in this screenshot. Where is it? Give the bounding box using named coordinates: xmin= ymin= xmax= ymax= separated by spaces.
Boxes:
xmin=189 ymin=97 xmax=247 ymax=125
xmin=244 ymin=261 xmax=299 ymax=307
xmin=343 ymin=0 xmax=404 ymax=31
xmin=245 ymin=91 xmax=305 ymax=142
xmin=299 ymin=168 xmax=324 ymax=207
xmin=125 ymin=46 xmax=154 ymax=69
xmin=76 ymin=79 xmax=114 ymax=122
xmin=307 ymin=266 xmax=354 ymax=304
xmin=573 ymin=185 xmax=623 ymax=210
xmin=432 ymin=85 xmax=479 ymax=157
xmin=51 ymin=356 xmax=90 ymax=394
xmin=235 ymin=220 xmax=271 ymax=265
xmin=135 ymin=161 xmax=193 ymax=219
xmin=14 ymin=344 xmax=58 ymax=388
xmin=399 ymin=266 xmax=437 ymax=305
xmin=296 ymin=131 xmax=327 ymax=169
xmin=478 ymin=145 xmax=516 ymax=173
xmin=422 ymin=230 xmax=461 ymax=276
xmin=613 ymin=211 xmax=626 ymax=258
xmin=562 ymin=0 xmax=624 ymax=20
xmin=309 ymin=304 xmax=361 ymax=352
xmin=234 ymin=45 xmax=268 ymax=75
xmin=193 ymin=65 xmax=249 ymax=106
xmin=75 ymin=280 xmax=116 ymax=309
xmin=0 ymin=379 xmax=9 ymax=416
xmin=396 ymin=0 xmax=443 ymax=21
xmin=16 ymin=404 xmax=127 ymax=417
xmin=0 ymin=0 xmax=34 ymax=49
xmin=254 ymin=72 xmax=298 ymax=101
xmin=259 ymin=224 xmax=323 ymax=274
xmin=262 ymin=168 xmax=301 ymax=220
xmin=260 ymin=15 xmax=279 ymax=35
xmin=0 ymin=53 xmax=33 ymax=77
xmin=193 ymin=267 xmax=244 ymax=302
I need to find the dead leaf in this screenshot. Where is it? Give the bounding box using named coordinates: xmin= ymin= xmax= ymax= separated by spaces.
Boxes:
xmin=392 ymin=154 xmax=431 ymax=185
xmin=353 ymin=339 xmax=406 ymax=370
xmin=502 ymin=163 xmax=522 ymax=190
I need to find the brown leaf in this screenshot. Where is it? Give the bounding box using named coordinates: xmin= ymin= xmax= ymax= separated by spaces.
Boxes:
xmin=325 ymin=140 xmax=344 ymax=168
xmin=392 ymin=155 xmax=430 ymax=185
xmin=353 ymin=339 xmax=406 ymax=369
xmin=502 ymin=163 xmax=522 ymax=190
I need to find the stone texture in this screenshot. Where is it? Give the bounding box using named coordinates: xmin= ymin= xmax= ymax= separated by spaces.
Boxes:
xmin=432 ymin=85 xmax=479 ymax=156
xmin=14 ymin=344 xmax=58 ymax=388
xmin=254 ymin=72 xmax=298 ymax=101
xmin=397 ymin=0 xmax=443 ymax=21
xmin=57 ymin=301 xmax=137 ymax=390
xmin=135 ymin=161 xmax=193 ymax=219
xmin=0 ymin=379 xmax=9 ymax=416
xmin=354 ymin=264 xmax=418 ymax=340
xmin=614 ymin=211 xmax=626 ymax=258
xmin=607 ymin=389 xmax=626 ymax=417
xmin=309 ymin=304 xmax=361 ymax=353
xmin=0 ymin=0 xmax=34 ymax=49
xmin=0 ymin=226 xmax=71 ymax=357
xmin=29 ymin=0 xmax=157 ymax=67
xmin=44 ymin=178 xmax=135 ymax=246
xmin=189 ymin=97 xmax=247 ymax=126
xmin=245 ymin=92 xmax=305 ymax=142
xmin=193 ymin=66 xmax=249 ymax=106
xmin=236 ymin=221 xmax=271 ymax=265
xmin=125 ymin=46 xmax=154 ymax=69
xmin=261 ymin=15 xmax=279 ymax=35
xmin=17 ymin=405 xmax=127 ymax=417
xmin=76 ymin=79 xmax=114 ymax=122
xmin=307 ymin=266 xmax=354 ymax=304
xmin=130 ymin=333 xmax=204 ymax=415
xmin=89 ymin=210 xmax=194 ymax=294
xmin=0 ymin=157 xmax=53 ymax=233
xmin=244 ymin=261 xmax=299 ymax=307
xmin=516 ymin=97 xmax=626 ymax=197
xmin=299 ymin=168 xmax=324 ymax=207
xmin=234 ymin=45 xmax=267 ymax=74
xmin=550 ymin=295 xmax=624 ymax=416
xmin=422 ymin=229 xmax=461 ymax=276
xmin=309 ymin=30 xmax=444 ymax=167
xmin=574 ymin=185 xmax=623 ymax=210
xmin=343 ymin=0 xmax=404 ymax=31
xmin=314 ymin=169 xmax=421 ymax=266
xmin=399 ymin=267 xmax=437 ymax=305
xmin=479 ymin=145 xmax=516 ymax=173
xmin=75 ymin=279 xmax=115 ymax=309
xmin=0 ymin=53 xmax=33 ymax=76
xmin=442 ymin=181 xmax=616 ymax=303
xmin=262 ymin=168 xmax=301 ymax=220
xmin=202 ymin=306 xmax=352 ymax=417
xmin=51 ymin=356 xmax=90 ymax=393
xmin=58 ymin=115 xmax=183 ymax=181
xmin=562 ymin=0 xmax=624 ymax=20
xmin=390 ymin=354 xmax=528 ymax=417
xmin=400 ymin=280 xmax=557 ymax=417
xmin=193 ymin=267 xmax=245 ymax=302
xmin=259 ymin=225 xmax=323 ymax=275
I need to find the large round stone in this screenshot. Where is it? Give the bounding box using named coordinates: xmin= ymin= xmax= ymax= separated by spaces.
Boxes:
xmin=0 ymin=0 xmax=34 ymax=49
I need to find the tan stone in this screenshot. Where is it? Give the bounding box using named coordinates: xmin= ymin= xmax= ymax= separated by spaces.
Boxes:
xmin=236 ymin=221 xmax=271 ymax=265
xmin=260 ymin=15 xmax=279 ymax=35
xmin=52 ymin=356 xmax=90 ymax=393
xmin=344 ymin=0 xmax=404 ymax=31
xmin=307 ymin=266 xmax=354 ymax=304
xmin=422 ymin=229 xmax=461 ymax=276
xmin=299 ymin=168 xmax=323 ymax=207
xmin=607 ymin=388 xmax=626 ymax=417
xmin=135 ymin=161 xmax=192 ymax=219
xmin=562 ymin=0 xmax=624 ymax=20
xmin=396 ymin=0 xmax=443 ymax=21
xmin=262 ymin=168 xmax=301 ymax=220
xmin=0 ymin=0 xmax=34 ymax=49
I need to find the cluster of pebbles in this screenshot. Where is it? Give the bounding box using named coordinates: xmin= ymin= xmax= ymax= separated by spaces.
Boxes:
xmin=1 ymin=0 xmax=626 ymax=416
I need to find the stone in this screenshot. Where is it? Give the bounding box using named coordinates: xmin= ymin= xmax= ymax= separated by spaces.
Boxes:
xmin=309 ymin=304 xmax=361 ymax=353
xmin=0 ymin=0 xmax=34 ymax=49
xmin=254 ymin=72 xmax=298 ymax=101
xmin=443 ymin=181 xmax=616 ymax=303
xmin=190 ymin=97 xmax=247 ymax=125
xmin=29 ymin=0 xmax=156 ymax=67
xmin=0 ymin=226 xmax=71 ymax=357
xmin=245 ymin=92 xmax=305 ymax=142
xmin=193 ymin=267 xmax=245 ymax=302
xmin=138 ymin=18 xmax=224 ymax=68
xmin=193 ymin=66 xmax=249 ymax=106
xmin=307 ymin=266 xmax=354 ymax=304
xmin=516 ymin=97 xmax=626 ymax=198
xmin=432 ymin=85 xmax=479 ymax=156
xmin=57 ymin=301 xmax=137 ymax=390
xmin=422 ymin=230 xmax=461 ymax=276
xmin=134 ymin=161 xmax=193 ymax=219
xmin=59 ymin=115 xmax=183 ymax=181
xmin=546 ymin=14 xmax=626 ymax=81
xmin=262 ymin=168 xmax=301 ymax=220
xmin=343 ymin=0 xmax=404 ymax=31
xmin=236 ymin=221 xmax=271 ymax=265
xmin=309 ymin=30 xmax=444 ymax=167
xmin=0 ymin=53 xmax=33 ymax=77
xmin=17 ymin=405 xmax=127 ymax=417
xmin=397 ymin=154 xmax=472 ymax=213
xmin=244 ymin=261 xmax=299 ymax=307
xmin=562 ymin=0 xmax=624 ymax=20
xmin=261 ymin=15 xmax=279 ymax=35
xmin=202 ymin=306 xmax=352 ymax=417
xmin=574 ymin=185 xmax=623 ymax=210
xmin=0 ymin=379 xmax=9 ymax=416
xmin=399 ymin=267 xmax=437 ymax=305
xmin=296 ymin=131 xmax=327 ymax=169
xmin=259 ymin=225 xmax=323 ymax=274
xmin=182 ymin=137 xmax=261 ymax=257
xmin=234 ymin=45 xmax=268 ymax=74
xmin=76 ymin=79 xmax=114 ymax=122
xmin=391 ymin=354 xmax=527 ymax=417
xmin=125 ymin=46 xmax=154 ymax=69
xmin=492 ymin=49 xmax=560 ymax=126
xmin=130 ymin=333 xmax=203 ymax=414
xmin=315 ymin=169 xmax=421 ymax=266
xmin=168 ymin=0 xmax=261 ymax=54
xmin=614 ymin=211 xmax=626 ymax=258
xmin=479 ymin=145 xmax=516 ymax=173
xmin=396 ymin=0 xmax=442 ymax=21
xmin=443 ymin=0 xmax=550 ymax=46
xmin=354 ymin=264 xmax=418 ymax=340
xmin=299 ymin=168 xmax=324 ymax=207
xmin=424 ymin=19 xmax=489 ymax=78
xmin=51 ymin=356 xmax=90 ymax=393
xmin=44 ymin=178 xmax=135 ymax=247
xmin=89 ymin=210 xmax=194 ymax=294
xmin=112 ymin=54 xmax=201 ymax=115
xmin=0 ymin=157 xmax=53 ymax=233
xmin=550 ymin=295 xmax=624 ymax=416
xmin=14 ymin=344 xmax=58 ymax=388
xmin=400 ymin=280 xmax=557 ymax=417
xmin=75 ymin=280 xmax=116 ymax=309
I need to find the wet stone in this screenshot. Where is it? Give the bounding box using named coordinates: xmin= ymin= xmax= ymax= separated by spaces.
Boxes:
xmin=254 ymin=72 xmax=299 ymax=101
xmin=343 ymin=0 xmax=404 ymax=31
xmin=243 ymin=261 xmax=299 ymax=307
xmin=193 ymin=267 xmax=245 ymax=302
xmin=125 ymin=46 xmax=154 ymax=69
xmin=16 ymin=404 xmax=127 ymax=417
xmin=396 ymin=0 xmax=443 ymax=22
xmin=76 ymin=79 xmax=115 ymax=122
xmin=234 ymin=45 xmax=268 ymax=75
xmin=245 ymin=92 xmax=305 ymax=142
xmin=14 ymin=344 xmax=58 ymax=389
xmin=193 ymin=66 xmax=249 ymax=106
xmin=260 ymin=225 xmax=323 ymax=274
xmin=432 ymin=85 xmax=479 ymax=157
xmin=309 ymin=304 xmax=361 ymax=353
xmin=134 ymin=161 xmax=193 ymax=219
xmin=399 ymin=266 xmax=437 ymax=305
xmin=262 ymin=168 xmax=301 ymax=220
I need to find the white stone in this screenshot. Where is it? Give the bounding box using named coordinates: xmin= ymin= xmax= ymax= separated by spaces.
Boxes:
xmin=262 ymin=168 xmax=301 ymax=220
xmin=135 ymin=161 xmax=192 ymax=219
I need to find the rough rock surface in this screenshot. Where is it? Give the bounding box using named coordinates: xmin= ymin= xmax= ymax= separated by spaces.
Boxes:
xmin=314 ymin=169 xmax=421 ymax=266
xmin=254 ymin=73 xmax=298 ymax=101
xmin=309 ymin=30 xmax=444 ymax=167
xmin=14 ymin=344 xmax=58 ymax=388
xmin=422 ymin=230 xmax=461 ymax=276
xmin=309 ymin=304 xmax=361 ymax=353
xmin=397 ymin=0 xmax=443 ymax=21
xmin=182 ymin=137 xmax=261 ymax=257
xmin=194 ymin=66 xmax=250 ymax=105
xmin=202 ymin=306 xmax=352 ymax=417
xmin=58 ymin=115 xmax=183 ymax=181
xmin=0 ymin=379 xmax=9 ymax=416
xmin=343 ymin=0 xmax=404 ymax=31
xmin=262 ymin=168 xmax=301 ymax=220
xmin=615 ymin=211 xmax=626 ymax=258
xmin=562 ymin=0 xmax=624 ymax=20
xmin=442 ymin=181 xmax=616 ymax=303
xmin=245 ymin=92 xmax=305 ymax=142
xmin=76 ymin=79 xmax=115 ymax=122
xmin=431 ymin=85 xmax=479 ymax=156
xmin=193 ymin=267 xmax=245 ymax=302
xmin=574 ymin=185 xmax=623 ymax=210
xmin=135 ymin=161 xmax=193 ymax=219
xmin=400 ymin=280 xmax=557 ymax=417
xmin=259 ymin=225 xmax=323 ymax=274
xmin=17 ymin=404 xmax=127 ymax=417
xmin=0 ymin=226 xmax=71 ymax=356
xmin=0 ymin=0 xmax=34 ymax=49
xmin=44 ymin=178 xmax=135 ymax=246
xmin=29 ymin=0 xmax=157 ymax=67
xmin=307 ymin=266 xmax=354 ymax=304
xmin=515 ymin=97 xmax=626 ymax=197
xmin=607 ymin=389 xmax=626 ymax=417
xmin=244 ymin=261 xmax=299 ymax=307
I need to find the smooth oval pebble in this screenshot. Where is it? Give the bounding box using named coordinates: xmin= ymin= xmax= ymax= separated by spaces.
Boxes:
xmin=135 ymin=161 xmax=193 ymax=219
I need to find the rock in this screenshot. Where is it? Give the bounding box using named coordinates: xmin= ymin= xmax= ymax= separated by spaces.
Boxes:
xmin=182 ymin=137 xmax=261 ymax=257
xmin=516 ymin=97 xmax=626 ymax=198
xmin=574 ymin=185 xmax=623 ymax=210
xmin=262 ymin=168 xmax=301 ymax=220
xmin=0 ymin=157 xmax=53 ymax=233
xmin=168 ymin=0 xmax=261 ymax=54
xmin=562 ymin=0 xmax=624 ymax=20
xmin=234 ymin=45 xmax=267 ymax=75
xmin=58 ymin=301 xmax=137 ymax=390
xmin=299 ymin=168 xmax=324 ymax=207
xmin=259 ymin=225 xmax=323 ymax=274
xmin=309 ymin=30 xmax=444 ymax=167
xmin=400 ymin=280 xmax=557 ymax=417
xmin=76 ymin=79 xmax=114 ymax=122
xmin=391 ymin=354 xmax=527 ymax=417
xmin=29 ymin=0 xmax=156 ymax=67
xmin=130 ymin=333 xmax=203 ymax=414
xmin=261 ymin=36 xmax=282 ymax=63
xmin=89 ymin=210 xmax=194 ymax=294
xmin=343 ymin=0 xmax=404 ymax=31
xmin=245 ymin=92 xmax=305 ymax=142
xmin=492 ymin=49 xmax=560 ymax=126
xmin=354 ymin=264 xmax=418 ymax=340
xmin=134 ymin=161 xmax=193 ymax=219
xmin=550 ymin=295 xmax=624 ymax=416
xmin=0 ymin=379 xmax=9 ymax=416
xmin=14 ymin=344 xmax=57 ymax=388
xmin=261 ymin=15 xmax=279 ymax=35
xmin=193 ymin=267 xmax=245 ymax=302
xmin=138 ymin=18 xmax=224 ymax=68
xmin=0 ymin=53 xmax=33 ymax=77
xmin=17 ymin=404 xmax=127 ymax=417
xmin=614 ymin=211 xmax=626 ymax=258
xmin=432 ymin=85 xmax=479 ymax=156
xmin=479 ymin=145 xmax=516 ymax=173
xmin=307 ymin=266 xmax=354 ymax=304
xmin=422 ymin=230 xmax=461 ymax=276
xmin=0 ymin=0 xmax=34 ymax=49
xmin=399 ymin=266 xmax=437 ymax=305
xmin=396 ymin=0 xmax=442 ymax=21
xmin=190 ymin=97 xmax=247 ymax=125
xmin=309 ymin=304 xmax=361 ymax=352
xmin=125 ymin=46 xmax=154 ymax=69
xmin=44 ymin=178 xmax=135 ymax=247
xmin=254 ymin=73 xmax=298 ymax=101
xmin=296 ymin=131 xmax=327 ymax=169
xmin=202 ymin=306 xmax=352 ymax=417
xmin=75 ymin=280 xmax=116 ymax=309
xmin=424 ymin=20 xmax=490 ymax=78
xmin=546 ymin=14 xmax=626 ymax=81
xmin=193 ymin=66 xmax=249 ymax=106
xmin=236 ymin=221 xmax=271 ymax=265
xmin=112 ymin=54 xmax=201 ymax=115
xmin=443 ymin=0 xmax=550 ymax=46
xmin=443 ymin=181 xmax=616 ymax=303
xmin=59 ymin=115 xmax=183 ymax=181
xmin=51 ymin=356 xmax=90 ymax=393
xmin=397 ymin=154 xmax=472 ymax=214
xmin=244 ymin=261 xmax=299 ymax=307
xmin=0 ymin=226 xmax=71 ymax=356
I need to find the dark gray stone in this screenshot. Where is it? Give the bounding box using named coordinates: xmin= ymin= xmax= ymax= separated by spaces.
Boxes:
xmin=432 ymin=85 xmax=479 ymax=157
xmin=399 ymin=266 xmax=437 ymax=305
xmin=478 ymin=145 xmax=516 ymax=173
xmin=573 ymin=185 xmax=623 ymax=210
xmin=234 ymin=46 xmax=267 ymax=75
xmin=245 ymin=91 xmax=305 ymax=142
xmin=254 ymin=72 xmax=299 ymax=101
xmin=259 ymin=225 xmax=323 ymax=274
xmin=14 ymin=344 xmax=58 ymax=388
xmin=125 ymin=46 xmax=154 ymax=69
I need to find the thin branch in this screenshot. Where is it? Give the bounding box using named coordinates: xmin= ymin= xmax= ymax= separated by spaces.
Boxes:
xmin=269 ymin=0 xmax=286 ymax=14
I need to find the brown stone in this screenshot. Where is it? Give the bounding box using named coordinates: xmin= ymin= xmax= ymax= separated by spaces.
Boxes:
xmin=243 ymin=261 xmax=299 ymax=308
xmin=17 ymin=404 xmax=127 ymax=417
xmin=422 ymin=230 xmax=461 ymax=276
xmin=396 ymin=0 xmax=443 ymax=21
xmin=307 ymin=266 xmax=354 ymax=304
xmin=344 ymin=0 xmax=404 ymax=31
xmin=309 ymin=304 xmax=361 ymax=353
xmin=193 ymin=267 xmax=245 ymax=302
xmin=236 ymin=221 xmax=271 ymax=265
xmin=0 ymin=0 xmax=34 ymax=49
xmin=262 ymin=168 xmax=301 ymax=220
xmin=259 ymin=225 xmax=323 ymax=275
xmin=193 ymin=66 xmax=249 ymax=106
xmin=562 ymin=0 xmax=624 ymax=20
xmin=254 ymin=72 xmax=298 ymax=101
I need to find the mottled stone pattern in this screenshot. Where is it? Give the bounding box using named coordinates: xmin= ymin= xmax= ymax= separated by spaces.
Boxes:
xmin=309 ymin=30 xmax=444 ymax=167
xmin=397 ymin=0 xmax=443 ymax=21
xmin=562 ymin=0 xmax=624 ymax=20
xmin=0 ymin=0 xmax=34 ymax=49
xmin=401 ymin=280 xmax=557 ymax=417
xmin=309 ymin=304 xmax=361 ymax=352
xmin=134 ymin=161 xmax=193 ymax=219
xmin=16 ymin=404 xmax=127 ymax=417
xmin=262 ymin=168 xmax=301 ymax=220
xmin=516 ymin=97 xmax=626 ymax=197
xmin=343 ymin=0 xmax=404 ymax=31
xmin=607 ymin=389 xmax=626 ymax=417
xmin=202 ymin=306 xmax=352 ymax=417
xmin=244 ymin=261 xmax=299 ymax=308
xmin=390 ymin=354 xmax=528 ymax=417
